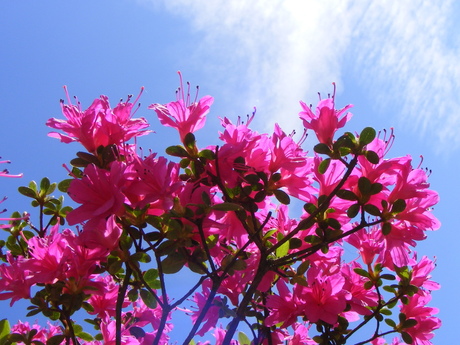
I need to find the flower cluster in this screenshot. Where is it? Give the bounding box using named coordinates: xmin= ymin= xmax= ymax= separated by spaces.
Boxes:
xmin=0 ymin=75 xmax=440 ymax=345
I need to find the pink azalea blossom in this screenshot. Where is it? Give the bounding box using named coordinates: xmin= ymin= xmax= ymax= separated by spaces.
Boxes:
xmin=11 ymin=321 xmax=63 ymax=344
xmin=66 ymin=161 xmax=130 ymax=226
xmin=87 ymin=274 xmax=120 ymax=320
xmin=410 ymin=256 xmax=440 ymax=291
xmin=268 ymin=124 xmax=306 ymax=173
xmin=286 ymin=323 xmax=316 ymax=345
xmin=190 ymin=286 xmax=222 ymax=336
xmin=79 ymin=215 xmax=123 ymax=251
xmin=0 ymin=254 xmax=32 ymax=306
xmin=299 ymin=85 xmax=352 ymax=146
xmin=266 ymin=280 xmax=301 ymax=327
xmin=399 ymin=293 xmax=441 ymax=345
xmin=149 ymin=73 xmax=213 ymax=142
xmin=127 ymin=154 xmax=182 ymax=213
xmin=47 ymin=87 xmax=150 ymax=153
xmin=299 ymin=267 xmax=349 ymax=325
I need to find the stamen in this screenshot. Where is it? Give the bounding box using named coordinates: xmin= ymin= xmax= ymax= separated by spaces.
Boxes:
xmin=186 ymin=81 xmax=191 ymax=106
xmin=177 ymin=71 xmax=185 ymax=103
xmin=297 ymin=128 xmax=308 ymax=146
xmin=194 ymin=85 xmax=200 ymax=104
xmin=63 ymin=85 xmax=72 ymax=105
xmin=416 ymin=155 xmax=424 ymax=170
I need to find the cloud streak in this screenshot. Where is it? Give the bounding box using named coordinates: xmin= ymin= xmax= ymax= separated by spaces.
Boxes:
xmin=141 ymin=0 xmax=460 ymax=150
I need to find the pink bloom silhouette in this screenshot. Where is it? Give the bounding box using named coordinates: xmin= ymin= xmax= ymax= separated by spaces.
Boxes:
xmin=66 ymin=162 xmax=129 ymax=226
xmin=300 ymin=267 xmax=348 ymax=325
xmin=299 ymin=85 xmax=352 ymax=146
xmin=400 ymin=293 xmax=441 ymax=345
xmin=149 ymin=73 xmax=213 ymax=142
xmin=47 ymin=87 xmax=150 ymax=153
xmin=0 ymin=254 xmax=32 ymax=305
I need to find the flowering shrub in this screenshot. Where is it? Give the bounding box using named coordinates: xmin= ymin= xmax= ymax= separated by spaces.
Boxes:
xmin=0 ymin=75 xmax=440 ymax=345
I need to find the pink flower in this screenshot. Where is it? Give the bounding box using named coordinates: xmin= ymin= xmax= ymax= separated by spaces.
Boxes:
xmin=286 ymin=323 xmax=316 ymax=345
xmin=87 ymin=275 xmax=120 ymax=320
xmin=189 ymin=286 xmax=222 ymax=337
xmin=47 ymin=87 xmax=150 ymax=153
xmin=299 ymin=85 xmax=352 ymax=146
xmin=299 ymin=267 xmax=348 ymax=325
xmin=411 ymin=256 xmax=440 ymax=291
xmin=346 ymin=226 xmax=384 ymax=265
xmin=149 ymin=73 xmax=213 ymax=142
xmin=11 ymin=321 xmax=63 ymax=343
xmin=0 ymin=254 xmax=32 ymax=306
xmin=66 ymin=162 xmax=129 ymax=226
xmin=341 ymin=262 xmax=378 ymax=317
xmin=400 ymin=293 xmax=440 ymax=345
xmin=266 ymin=281 xmax=301 ymax=327
xmin=127 ymin=154 xmax=182 ymax=213
xmin=268 ymin=124 xmax=306 ymax=173
xmin=79 ymin=215 xmax=123 ymax=251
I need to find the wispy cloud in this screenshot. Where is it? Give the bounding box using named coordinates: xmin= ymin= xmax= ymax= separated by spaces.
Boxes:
xmin=140 ymin=0 xmax=460 ymax=150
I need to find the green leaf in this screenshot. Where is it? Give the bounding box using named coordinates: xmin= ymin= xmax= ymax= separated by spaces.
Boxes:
xmin=402 ymin=318 xmax=418 ymax=329
xmin=108 ymin=260 xmax=123 ymax=275
xmin=198 ymin=149 xmax=215 ymax=160
xmin=289 ymin=238 xmax=302 ymax=249
xmin=161 ymin=253 xmax=186 ymax=274
xmin=383 ymin=285 xmax=397 ymax=293
xmin=382 ymin=222 xmax=392 ymax=235
xmin=391 ymin=199 xmax=407 ymax=213
xmin=75 ymin=331 xmax=93 ymax=341
xmin=385 ymin=318 xmax=397 ymax=328
xmin=365 ymin=150 xmax=380 ymax=164
xmin=58 ymin=179 xmax=73 ymax=193
xmin=304 ymin=235 xmax=321 ymax=244
xmin=358 ymin=177 xmax=372 ymax=195
xmin=314 ymin=143 xmax=331 ymax=155
xmin=39 ymin=178 xmax=50 ymax=194
xmin=363 ymin=204 xmax=381 ymax=217
xmin=143 ymin=269 xmax=159 ymax=285
xmin=46 ymin=335 xmax=66 ymax=345
xmin=380 ymin=308 xmax=392 ymax=315
xmin=336 ymin=189 xmax=357 ymax=201
xmin=273 ymin=189 xmax=290 ymax=205
xmin=275 ymin=240 xmax=289 ymax=258
xmin=28 ymin=180 xmax=38 ymax=192
xmin=347 ymin=204 xmax=360 ymax=218
xmin=0 ymin=319 xmax=11 ymax=345
xmin=76 ymin=151 xmax=99 ymax=165
xmin=359 ymin=127 xmax=376 ymax=146
xmin=8 ymin=333 xmax=25 ymax=342
xmin=130 ymin=326 xmax=146 ymax=339
xmin=183 ymin=132 xmax=196 ymax=150
xmin=140 ymin=289 xmax=157 ymax=309
xmin=70 ymin=157 xmax=90 ymax=167
xmin=353 ymin=268 xmax=370 ymax=278
xmin=364 ymin=280 xmax=374 ymax=290
xmin=238 ymin=332 xmax=251 ymax=345
xmin=165 ymin=145 xmax=189 ymax=158
xmin=303 ymin=203 xmax=317 ymax=214
xmin=318 ymin=158 xmax=331 ymax=174
xmin=130 ymin=252 xmax=151 ymax=263
xmin=18 ymin=186 xmax=36 ymax=198
xmin=401 ymin=332 xmax=413 ymax=344
xmin=211 ymin=203 xmax=242 ymax=212
xmin=370 ymin=182 xmax=383 ymax=195
xmin=380 ymin=274 xmax=396 ymax=280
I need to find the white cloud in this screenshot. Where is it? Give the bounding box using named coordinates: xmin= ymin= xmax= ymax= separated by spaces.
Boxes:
xmin=139 ymin=0 xmax=460 ymax=150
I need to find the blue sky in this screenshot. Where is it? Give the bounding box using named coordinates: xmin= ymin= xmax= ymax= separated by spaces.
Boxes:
xmin=0 ymin=1 xmax=458 ymax=343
